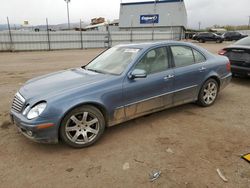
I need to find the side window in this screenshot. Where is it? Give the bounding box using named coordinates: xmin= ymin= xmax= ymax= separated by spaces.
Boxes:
xmin=170 ymin=46 xmax=195 ymax=68
xmin=193 ymin=49 xmax=206 ymax=63
xmin=235 ymin=32 xmax=240 ymax=36
xmin=209 ymin=33 xmax=214 ymax=37
xmin=135 ymin=47 xmax=169 ymax=74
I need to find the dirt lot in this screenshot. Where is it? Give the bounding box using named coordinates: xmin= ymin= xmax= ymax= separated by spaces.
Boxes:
xmin=0 ymin=42 xmax=250 ymax=188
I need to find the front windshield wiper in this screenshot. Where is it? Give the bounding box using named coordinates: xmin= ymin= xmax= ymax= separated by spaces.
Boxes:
xmin=85 ymin=68 xmax=106 ymax=74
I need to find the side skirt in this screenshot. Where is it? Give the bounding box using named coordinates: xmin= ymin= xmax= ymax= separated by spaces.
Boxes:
xmin=108 ymin=98 xmax=197 ymax=127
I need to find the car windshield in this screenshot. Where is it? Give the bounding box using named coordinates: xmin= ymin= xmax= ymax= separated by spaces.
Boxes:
xmin=85 ymin=47 xmax=141 ymax=75
xmin=234 ymin=37 xmax=250 ymax=46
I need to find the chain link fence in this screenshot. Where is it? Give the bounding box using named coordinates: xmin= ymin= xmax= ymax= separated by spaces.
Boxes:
xmin=0 ymin=27 xmax=184 ymax=52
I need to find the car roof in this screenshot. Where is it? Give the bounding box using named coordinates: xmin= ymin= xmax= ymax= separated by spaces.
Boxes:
xmin=116 ymin=40 xmax=215 ymax=59
xmin=115 ymin=41 xmax=197 ymax=50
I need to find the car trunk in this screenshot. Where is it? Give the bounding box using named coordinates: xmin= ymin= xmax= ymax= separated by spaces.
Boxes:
xmin=225 ymin=48 xmax=250 ymax=68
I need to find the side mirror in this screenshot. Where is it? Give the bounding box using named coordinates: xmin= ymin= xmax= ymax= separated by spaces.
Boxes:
xmin=128 ymin=69 xmax=147 ymax=79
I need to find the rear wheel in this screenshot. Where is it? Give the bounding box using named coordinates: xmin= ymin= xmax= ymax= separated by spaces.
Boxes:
xmin=60 ymin=105 xmax=105 ymax=148
xmin=199 ymin=39 xmax=205 ymax=43
xmin=197 ymin=79 xmax=219 ymax=107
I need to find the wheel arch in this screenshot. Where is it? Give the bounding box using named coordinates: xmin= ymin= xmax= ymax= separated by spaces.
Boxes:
xmin=199 ymin=75 xmax=221 ymax=94
xmin=208 ymin=75 xmax=221 ymax=90
xmin=58 ymin=101 xmax=109 ymax=134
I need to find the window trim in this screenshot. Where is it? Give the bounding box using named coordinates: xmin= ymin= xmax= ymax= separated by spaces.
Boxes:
xmin=169 ymin=45 xmax=207 ymax=68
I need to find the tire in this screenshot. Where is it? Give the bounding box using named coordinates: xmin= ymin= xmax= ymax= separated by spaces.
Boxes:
xmin=60 ymin=105 xmax=105 ymax=148
xmin=216 ymin=39 xmax=221 ymax=43
xmin=197 ymin=79 xmax=219 ymax=107
xmin=199 ymin=39 xmax=205 ymax=43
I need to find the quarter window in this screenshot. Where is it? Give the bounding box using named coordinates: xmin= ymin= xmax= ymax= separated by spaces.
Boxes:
xmin=193 ymin=49 xmax=206 ymax=63
xmin=135 ymin=47 xmax=169 ymax=74
xmin=170 ymin=46 xmax=195 ymax=67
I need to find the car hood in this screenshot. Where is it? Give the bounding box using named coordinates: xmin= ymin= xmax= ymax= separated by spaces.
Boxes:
xmin=19 ymin=68 xmax=113 ymax=101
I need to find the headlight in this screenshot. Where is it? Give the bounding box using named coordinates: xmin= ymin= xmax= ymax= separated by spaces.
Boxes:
xmin=27 ymin=102 xmax=47 ymax=120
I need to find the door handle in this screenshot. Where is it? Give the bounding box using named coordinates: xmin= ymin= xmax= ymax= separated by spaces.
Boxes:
xmin=199 ymin=67 xmax=206 ymax=71
xmin=164 ymin=74 xmax=175 ymax=80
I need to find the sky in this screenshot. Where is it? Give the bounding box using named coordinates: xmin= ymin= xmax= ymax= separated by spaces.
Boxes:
xmin=0 ymin=0 xmax=249 ymax=29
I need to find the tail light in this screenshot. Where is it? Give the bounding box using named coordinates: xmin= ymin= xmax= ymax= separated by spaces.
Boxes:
xmin=226 ymin=61 xmax=231 ymax=72
xmin=218 ymin=49 xmax=227 ymax=55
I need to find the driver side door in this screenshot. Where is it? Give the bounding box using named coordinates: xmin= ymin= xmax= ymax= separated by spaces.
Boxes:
xmin=122 ymin=46 xmax=175 ymax=120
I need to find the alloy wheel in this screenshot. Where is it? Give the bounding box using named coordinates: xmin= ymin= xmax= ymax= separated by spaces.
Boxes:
xmin=203 ymin=82 xmax=218 ymax=105
xmin=65 ymin=112 xmax=100 ymax=144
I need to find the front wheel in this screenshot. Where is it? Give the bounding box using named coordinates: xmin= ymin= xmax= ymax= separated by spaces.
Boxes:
xmin=197 ymin=79 xmax=219 ymax=107
xmin=216 ymin=39 xmax=222 ymax=43
xmin=60 ymin=105 xmax=105 ymax=148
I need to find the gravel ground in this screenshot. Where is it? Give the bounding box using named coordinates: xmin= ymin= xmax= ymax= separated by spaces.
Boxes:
xmin=0 ymin=41 xmax=249 ymax=188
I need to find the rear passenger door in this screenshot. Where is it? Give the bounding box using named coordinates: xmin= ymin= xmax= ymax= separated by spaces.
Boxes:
xmin=169 ymin=45 xmax=207 ymax=105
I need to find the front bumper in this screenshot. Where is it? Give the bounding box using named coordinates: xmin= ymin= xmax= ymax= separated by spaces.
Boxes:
xmin=10 ymin=110 xmax=59 ymax=144
xmin=231 ymin=65 xmax=250 ymax=76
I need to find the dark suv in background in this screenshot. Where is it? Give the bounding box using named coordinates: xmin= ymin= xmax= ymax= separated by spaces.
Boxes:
xmin=194 ymin=32 xmax=224 ymax=43
xmin=222 ymin=31 xmax=248 ymax=41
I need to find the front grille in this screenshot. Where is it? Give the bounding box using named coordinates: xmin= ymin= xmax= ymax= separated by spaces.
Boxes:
xmin=12 ymin=92 xmax=25 ymax=113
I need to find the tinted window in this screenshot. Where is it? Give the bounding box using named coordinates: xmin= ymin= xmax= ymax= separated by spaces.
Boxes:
xmin=171 ymin=46 xmax=195 ymax=68
xmin=193 ymin=49 xmax=206 ymax=63
xmin=199 ymin=33 xmax=208 ymax=37
xmin=209 ymin=33 xmax=215 ymax=37
xmin=135 ymin=47 xmax=169 ymax=74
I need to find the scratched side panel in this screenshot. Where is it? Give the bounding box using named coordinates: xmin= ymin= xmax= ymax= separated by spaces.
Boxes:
xmin=125 ymin=96 xmax=164 ymax=117
xmin=108 ymin=87 xmax=198 ymax=127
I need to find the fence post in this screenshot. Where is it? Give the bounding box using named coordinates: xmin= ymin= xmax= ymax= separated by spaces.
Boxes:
xmin=46 ymin=18 xmax=51 ymax=51
xmin=107 ymin=25 xmax=112 ymax=47
xmin=152 ymin=23 xmax=155 ymax=41
xmin=80 ymin=19 xmax=83 ymax=49
xmin=130 ymin=29 xmax=133 ymax=42
xmin=7 ymin=17 xmax=14 ymax=52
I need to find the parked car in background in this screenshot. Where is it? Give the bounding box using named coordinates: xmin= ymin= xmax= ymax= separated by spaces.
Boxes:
xmin=10 ymin=41 xmax=232 ymax=148
xmin=194 ymin=32 xmax=224 ymax=43
xmin=219 ymin=36 xmax=250 ymax=77
xmin=192 ymin=33 xmax=199 ymax=40
xmin=222 ymin=31 xmax=248 ymax=41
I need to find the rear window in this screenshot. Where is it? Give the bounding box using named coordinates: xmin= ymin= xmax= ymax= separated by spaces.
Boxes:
xmin=234 ymin=37 xmax=250 ymax=46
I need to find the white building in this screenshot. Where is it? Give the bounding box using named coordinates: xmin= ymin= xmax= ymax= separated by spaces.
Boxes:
xmin=119 ymin=0 xmax=187 ymax=35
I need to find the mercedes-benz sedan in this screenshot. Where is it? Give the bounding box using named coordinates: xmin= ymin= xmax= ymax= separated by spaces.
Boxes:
xmin=10 ymin=41 xmax=232 ymax=148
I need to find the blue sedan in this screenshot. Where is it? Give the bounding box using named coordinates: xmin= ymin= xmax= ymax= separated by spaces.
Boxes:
xmin=10 ymin=41 xmax=232 ymax=148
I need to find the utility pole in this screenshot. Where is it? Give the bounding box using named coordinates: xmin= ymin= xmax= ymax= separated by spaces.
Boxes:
xmin=198 ymin=22 xmax=201 ymax=30
xmin=64 ymin=0 xmax=71 ymax=30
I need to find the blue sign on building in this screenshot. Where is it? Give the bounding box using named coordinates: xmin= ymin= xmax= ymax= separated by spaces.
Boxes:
xmin=140 ymin=14 xmax=159 ymax=24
